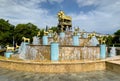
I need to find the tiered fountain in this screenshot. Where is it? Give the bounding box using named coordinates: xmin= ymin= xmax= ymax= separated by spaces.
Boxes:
xmin=2 ymin=10 xmax=118 ymax=73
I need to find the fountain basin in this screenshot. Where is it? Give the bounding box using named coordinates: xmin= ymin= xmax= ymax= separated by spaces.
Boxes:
xmin=0 ymin=59 xmax=105 ymax=73
xmin=0 ymin=56 xmax=120 ymax=73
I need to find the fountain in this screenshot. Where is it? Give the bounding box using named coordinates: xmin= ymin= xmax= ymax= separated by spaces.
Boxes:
xmin=89 ymin=36 xmax=99 ymax=46
xmin=32 ymin=36 xmax=40 ymax=45
xmin=18 ymin=42 xmax=29 ymax=59
xmin=2 ymin=10 xmax=117 ymax=73
xmin=4 ymin=45 xmax=14 ymax=58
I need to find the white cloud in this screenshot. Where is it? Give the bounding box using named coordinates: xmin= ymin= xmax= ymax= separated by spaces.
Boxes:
xmin=48 ymin=0 xmax=63 ymax=4
xmin=76 ymin=0 xmax=99 ymax=7
xmin=0 ymin=0 xmax=120 ymax=34
xmin=73 ymin=0 xmax=120 ymax=34
xmin=0 ymin=0 xmax=57 ymax=28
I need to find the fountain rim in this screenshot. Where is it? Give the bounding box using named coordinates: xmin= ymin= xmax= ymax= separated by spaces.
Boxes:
xmin=29 ymin=44 xmax=100 ymax=47
xmin=0 ymin=56 xmax=120 ymax=73
xmin=0 ymin=58 xmax=106 ymax=65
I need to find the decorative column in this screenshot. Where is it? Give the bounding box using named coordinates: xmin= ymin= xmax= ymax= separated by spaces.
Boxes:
xmin=50 ymin=42 xmax=59 ymax=61
xmin=100 ymin=44 xmax=106 ymax=59
xmin=50 ymin=32 xmax=59 ymax=61
xmin=4 ymin=52 xmax=13 ymax=58
xmin=42 ymin=36 xmax=48 ymax=45
xmin=73 ymin=35 xmax=79 ymax=46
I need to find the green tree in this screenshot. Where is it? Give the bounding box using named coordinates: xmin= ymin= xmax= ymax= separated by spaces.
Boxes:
xmin=49 ymin=26 xmax=58 ymax=32
xmin=106 ymin=35 xmax=113 ymax=45
xmin=14 ymin=23 xmax=40 ymax=45
xmin=0 ymin=19 xmax=14 ymax=46
xmin=113 ymin=29 xmax=120 ymax=44
xmin=39 ymin=29 xmax=44 ymax=37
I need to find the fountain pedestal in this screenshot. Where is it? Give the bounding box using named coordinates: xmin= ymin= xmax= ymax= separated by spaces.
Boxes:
xmin=50 ymin=42 xmax=59 ymax=61
xmin=4 ymin=52 xmax=14 ymax=58
xmin=73 ymin=35 xmax=79 ymax=46
xmin=42 ymin=36 xmax=48 ymax=45
xmin=100 ymin=44 xmax=106 ymax=59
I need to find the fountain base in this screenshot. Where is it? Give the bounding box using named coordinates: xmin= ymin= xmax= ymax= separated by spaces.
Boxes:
xmin=0 ymin=56 xmax=120 ymax=73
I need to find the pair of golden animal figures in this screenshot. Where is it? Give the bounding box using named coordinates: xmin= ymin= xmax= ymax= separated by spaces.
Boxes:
xmin=6 ymin=44 xmax=19 ymax=51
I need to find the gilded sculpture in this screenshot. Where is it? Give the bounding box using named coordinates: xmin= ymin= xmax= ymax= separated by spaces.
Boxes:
xmin=57 ymin=10 xmax=72 ymax=31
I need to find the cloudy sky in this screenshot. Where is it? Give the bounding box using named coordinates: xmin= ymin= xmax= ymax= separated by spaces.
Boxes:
xmin=0 ymin=0 xmax=120 ymax=34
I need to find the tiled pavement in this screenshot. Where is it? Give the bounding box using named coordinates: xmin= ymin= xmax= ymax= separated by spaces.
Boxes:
xmin=0 ymin=68 xmax=120 ymax=81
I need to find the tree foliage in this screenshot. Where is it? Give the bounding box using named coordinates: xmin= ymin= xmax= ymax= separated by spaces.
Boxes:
xmin=0 ymin=19 xmax=14 ymax=46
xmin=14 ymin=23 xmax=40 ymax=45
xmin=113 ymin=29 xmax=120 ymax=44
xmin=106 ymin=35 xmax=113 ymax=45
xmin=49 ymin=26 xmax=58 ymax=32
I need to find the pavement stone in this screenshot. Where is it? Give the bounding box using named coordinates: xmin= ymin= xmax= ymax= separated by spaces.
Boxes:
xmin=0 ymin=68 xmax=120 ymax=81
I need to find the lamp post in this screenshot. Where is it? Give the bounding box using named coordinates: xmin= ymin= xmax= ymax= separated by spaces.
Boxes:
xmin=11 ymin=25 xmax=15 ymax=47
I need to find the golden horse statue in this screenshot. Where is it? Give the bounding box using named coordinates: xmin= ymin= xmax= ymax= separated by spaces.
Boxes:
xmin=98 ymin=36 xmax=106 ymax=44
xmin=57 ymin=10 xmax=72 ymax=20
xmin=44 ymin=31 xmax=48 ymax=36
xmin=37 ymin=31 xmax=40 ymax=37
xmin=22 ymin=37 xmax=30 ymax=42
xmin=53 ymin=32 xmax=58 ymax=42
xmin=15 ymin=43 xmax=19 ymax=49
xmin=6 ymin=45 xmax=14 ymax=51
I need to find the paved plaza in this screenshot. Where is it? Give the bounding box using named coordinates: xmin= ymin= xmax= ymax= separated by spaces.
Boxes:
xmin=0 ymin=68 xmax=120 ymax=81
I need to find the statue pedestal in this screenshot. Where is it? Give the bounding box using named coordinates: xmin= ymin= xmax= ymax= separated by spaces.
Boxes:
xmin=42 ymin=36 xmax=48 ymax=45
xmin=60 ymin=32 xmax=65 ymax=38
xmin=4 ymin=52 xmax=14 ymax=58
xmin=50 ymin=42 xmax=59 ymax=61
xmin=73 ymin=36 xmax=79 ymax=46
xmin=100 ymin=44 xmax=106 ymax=59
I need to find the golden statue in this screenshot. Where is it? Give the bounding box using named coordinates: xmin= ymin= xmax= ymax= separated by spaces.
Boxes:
xmin=73 ymin=27 xmax=79 ymax=36
xmin=98 ymin=36 xmax=106 ymax=44
xmin=37 ymin=31 xmax=40 ymax=37
xmin=22 ymin=37 xmax=30 ymax=42
xmin=57 ymin=10 xmax=72 ymax=20
xmin=44 ymin=31 xmax=48 ymax=36
xmin=16 ymin=43 xmax=19 ymax=49
xmin=61 ymin=25 xmax=64 ymax=32
xmin=6 ymin=45 xmax=14 ymax=51
xmin=53 ymin=32 xmax=58 ymax=42
xmin=57 ymin=10 xmax=72 ymax=31
xmin=48 ymin=29 xmax=53 ymax=33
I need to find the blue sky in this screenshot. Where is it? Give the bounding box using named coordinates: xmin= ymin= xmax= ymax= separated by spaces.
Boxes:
xmin=0 ymin=0 xmax=120 ymax=34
